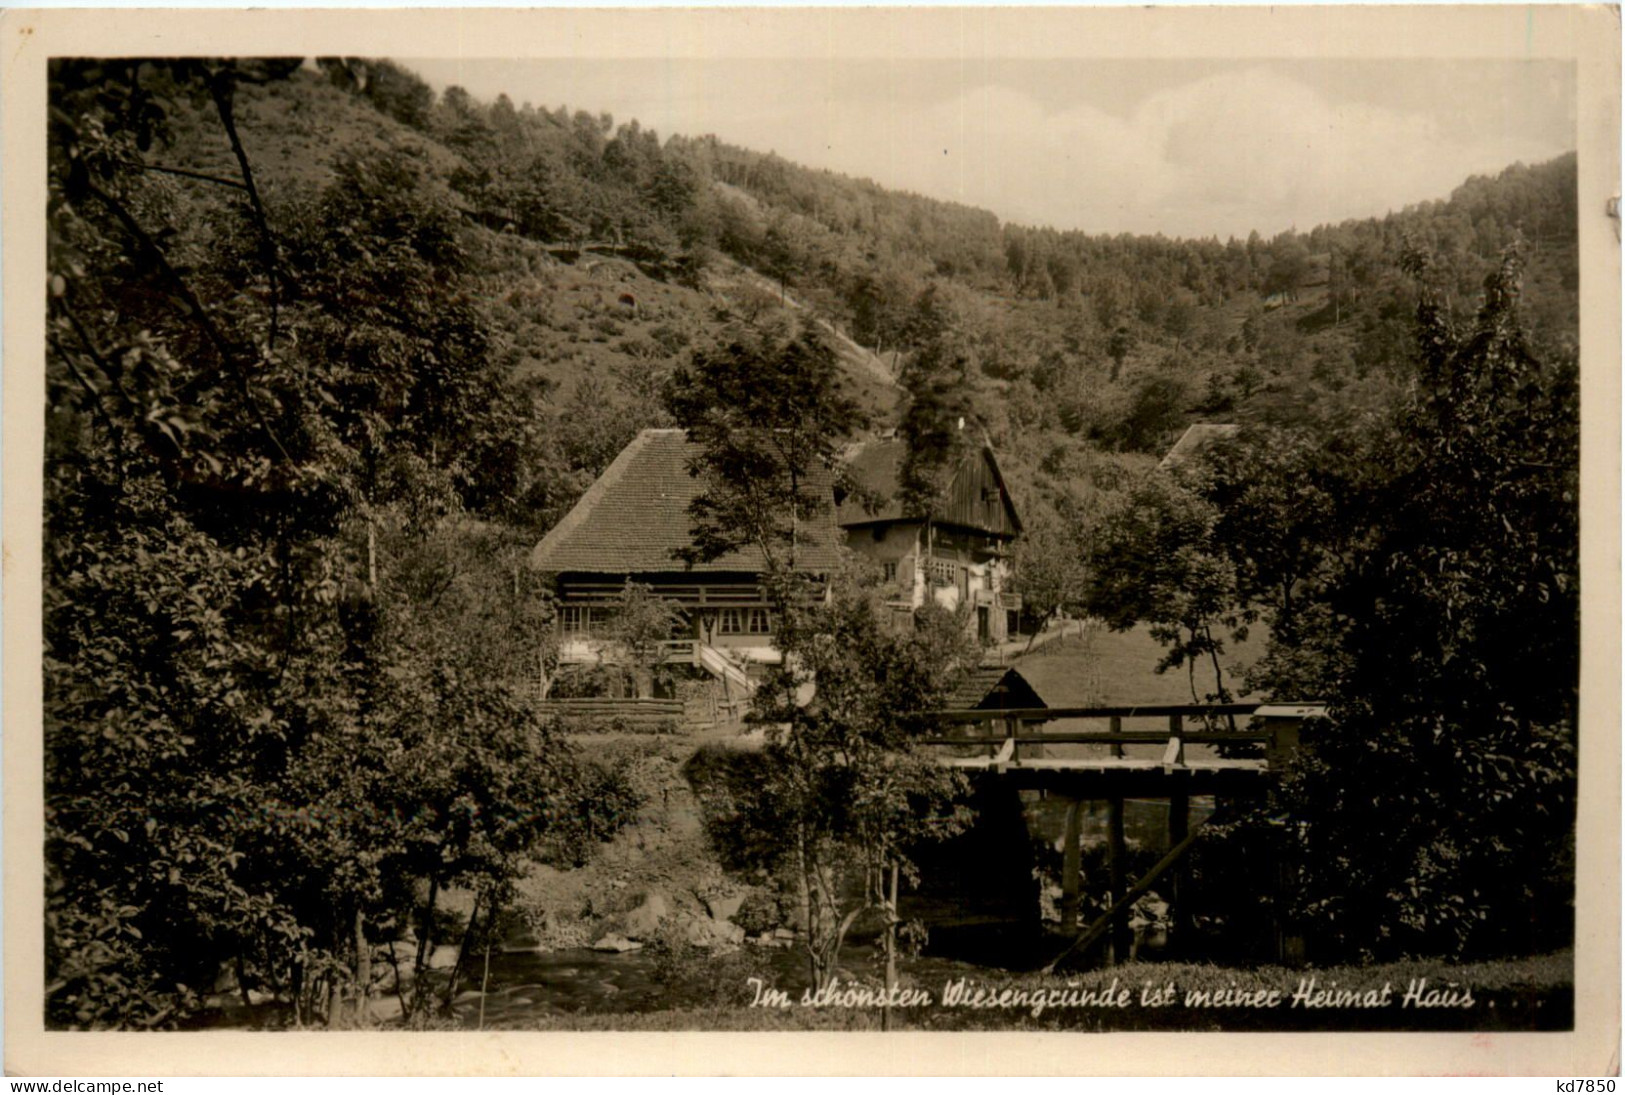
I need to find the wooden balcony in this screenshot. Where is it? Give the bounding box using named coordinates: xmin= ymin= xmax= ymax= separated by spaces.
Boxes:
xmin=558 ymin=580 xmax=823 ymax=607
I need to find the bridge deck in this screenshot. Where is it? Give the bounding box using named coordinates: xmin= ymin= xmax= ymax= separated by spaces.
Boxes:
xmin=921 ymin=702 xmax=1324 ymax=964
xmin=944 ymin=756 xmax=1271 ymax=796
xmin=942 ymin=756 xmax=1265 ymax=772
xmin=923 ymin=701 xmax=1323 ymax=798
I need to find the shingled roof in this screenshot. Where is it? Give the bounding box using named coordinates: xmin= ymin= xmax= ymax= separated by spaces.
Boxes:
xmin=945 ymin=666 xmax=1048 ymax=711
xmin=530 ymin=429 xmax=844 ymax=574
xmin=834 ymin=438 xmax=1021 ymax=537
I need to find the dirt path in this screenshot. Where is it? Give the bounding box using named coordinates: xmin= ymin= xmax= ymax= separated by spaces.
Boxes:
xmin=710 ymin=255 xmax=899 ymax=391
xmin=747 ymin=273 xmax=898 ymax=390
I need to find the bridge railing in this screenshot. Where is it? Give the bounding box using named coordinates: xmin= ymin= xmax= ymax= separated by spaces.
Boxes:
xmin=916 ymin=702 xmax=1325 ymax=769
xmin=912 ymin=702 xmax=1327 ymax=970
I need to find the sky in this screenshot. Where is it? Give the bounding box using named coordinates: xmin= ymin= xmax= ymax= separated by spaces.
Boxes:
xmin=403 ymin=56 xmax=1576 ymax=241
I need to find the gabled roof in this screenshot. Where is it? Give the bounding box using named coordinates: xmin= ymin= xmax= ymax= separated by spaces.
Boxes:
xmin=945 ymin=666 xmax=1048 ymax=711
xmin=835 ymin=438 xmax=1022 ymax=537
xmin=1159 ymin=424 xmax=1240 ymax=471
xmin=530 ymin=429 xmax=843 ymax=574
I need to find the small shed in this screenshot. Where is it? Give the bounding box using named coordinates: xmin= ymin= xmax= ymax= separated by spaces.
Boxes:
xmin=946 ymin=666 xmax=1048 ymax=712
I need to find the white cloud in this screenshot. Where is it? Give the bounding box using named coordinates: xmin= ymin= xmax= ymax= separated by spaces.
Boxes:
xmin=408 ymin=59 xmax=1573 ymax=239
xmin=835 ymin=65 xmax=1570 ymax=238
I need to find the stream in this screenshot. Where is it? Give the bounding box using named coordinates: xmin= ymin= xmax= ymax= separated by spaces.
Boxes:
xmin=458 ymin=922 xmax=1074 ymax=1028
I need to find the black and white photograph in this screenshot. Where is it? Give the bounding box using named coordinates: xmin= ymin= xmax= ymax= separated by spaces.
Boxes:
xmin=4 ymin=4 xmax=1619 ymax=1077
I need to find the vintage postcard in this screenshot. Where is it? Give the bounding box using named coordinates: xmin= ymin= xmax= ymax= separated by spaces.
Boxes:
xmin=2 ymin=5 xmax=1619 ymax=1077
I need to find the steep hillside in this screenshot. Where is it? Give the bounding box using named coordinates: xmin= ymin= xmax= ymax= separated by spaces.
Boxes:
xmin=44 ymin=60 xmax=1584 ymax=1031
xmin=147 ymin=58 xmax=1578 ymax=542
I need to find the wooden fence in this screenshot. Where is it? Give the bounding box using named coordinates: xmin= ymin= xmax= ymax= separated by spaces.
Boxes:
xmin=535 ymin=697 xmax=686 ymax=732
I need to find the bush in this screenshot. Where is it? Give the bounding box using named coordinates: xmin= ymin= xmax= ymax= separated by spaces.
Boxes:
xmin=644 ymin=924 xmax=779 ymax=1009
xmin=1181 ymin=816 xmax=1293 ymax=964
xmin=534 ymin=754 xmax=641 ymax=867
xmin=648 ymin=323 xmax=690 ymax=355
xmin=731 ymin=890 xmax=783 ymax=935
xmin=1111 ymin=373 xmax=1189 ymax=452
xmin=682 ymin=745 xmax=785 ymax=873
xmin=548 ymin=664 xmax=626 ymax=699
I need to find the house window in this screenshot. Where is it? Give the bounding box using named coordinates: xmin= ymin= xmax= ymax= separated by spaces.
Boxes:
xmin=560 ymin=605 xmax=591 ymax=635
xmin=926 ymin=558 xmax=957 ymax=586
xmin=882 ymin=561 xmax=898 ymax=583
xmin=719 ymin=608 xmax=772 ymax=635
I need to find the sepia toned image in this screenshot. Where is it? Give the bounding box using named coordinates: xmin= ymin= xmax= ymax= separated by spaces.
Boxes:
xmin=3 ymin=5 xmax=1619 ymax=1077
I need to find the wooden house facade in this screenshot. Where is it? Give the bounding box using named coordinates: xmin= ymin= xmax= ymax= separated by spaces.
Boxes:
xmin=528 ymin=429 xmax=842 ymax=685
xmin=530 ymin=429 xmax=1025 ymax=686
xmin=836 ymin=438 xmax=1024 ymax=643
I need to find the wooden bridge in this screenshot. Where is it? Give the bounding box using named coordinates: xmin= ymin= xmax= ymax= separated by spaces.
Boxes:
xmin=922 ymin=702 xmax=1319 ymax=792
xmin=920 ymin=701 xmax=1326 ymax=969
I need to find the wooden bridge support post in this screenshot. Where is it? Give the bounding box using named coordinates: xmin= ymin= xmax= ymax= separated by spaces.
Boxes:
xmin=1262 ymin=710 xmax=1307 ymax=770
xmin=1060 ymin=798 xmax=1082 ymax=931
xmin=1265 ymin=825 xmax=1307 ymax=968
xmin=1018 ymin=717 xmax=1041 ymax=761
xmin=1263 ymin=828 xmax=1283 ymax=964
xmin=1106 ymin=796 xmax=1127 ymax=965
xmin=1167 ymin=790 xmax=1189 ymax=953
xmin=1109 ymin=715 xmax=1124 ymax=758
xmin=1006 ymin=717 xmax=1020 ymax=761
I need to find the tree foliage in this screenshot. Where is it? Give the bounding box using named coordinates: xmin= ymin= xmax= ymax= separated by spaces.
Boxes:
xmin=745 ymin=586 xmax=976 ymax=987
xmin=1134 ymin=248 xmax=1579 ymax=961
xmin=45 ymin=59 xmax=622 ymax=1030
xmin=896 ymin=285 xmax=978 ymax=520
xmin=602 ymin=581 xmax=681 ymax=697
xmin=1007 ymin=508 xmax=1091 ymax=649
xmin=667 ymin=325 xmax=974 ymax=990
xmin=1087 ymin=475 xmax=1245 ymax=702
xmin=1269 ymin=248 xmax=1578 ymax=960
xmin=664 ymin=322 xmax=865 ymax=572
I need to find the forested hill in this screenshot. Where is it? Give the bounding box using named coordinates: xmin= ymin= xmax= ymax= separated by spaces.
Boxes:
xmin=149 ymin=58 xmax=1577 ymax=534
xmin=45 ymin=58 xmax=1582 ymax=1028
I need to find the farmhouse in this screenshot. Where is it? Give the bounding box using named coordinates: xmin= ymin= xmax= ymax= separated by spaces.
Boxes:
xmin=528 ymin=428 xmax=841 ymax=694
xmin=836 ymin=437 xmax=1024 ymax=643
xmin=529 ymin=429 xmax=1026 ymax=688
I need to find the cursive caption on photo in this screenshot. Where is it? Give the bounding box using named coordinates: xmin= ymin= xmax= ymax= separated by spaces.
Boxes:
xmin=746 ymin=976 xmax=1475 ymax=1018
